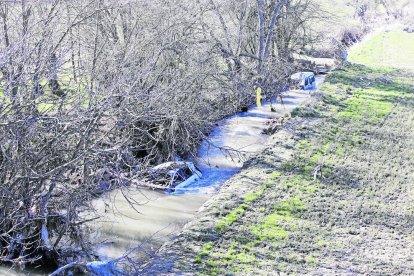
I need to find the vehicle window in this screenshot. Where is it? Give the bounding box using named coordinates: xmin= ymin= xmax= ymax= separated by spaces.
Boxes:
xmin=179 ymin=169 xmax=190 ymax=179
xmin=184 ymin=167 xmax=193 ymax=177
xmin=173 ymin=172 xmax=185 ymax=182
xmin=305 ymin=78 xmax=309 ymax=86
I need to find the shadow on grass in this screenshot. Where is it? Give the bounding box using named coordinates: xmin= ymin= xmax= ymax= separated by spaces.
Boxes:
xmin=327 ymin=64 xmax=413 ymax=93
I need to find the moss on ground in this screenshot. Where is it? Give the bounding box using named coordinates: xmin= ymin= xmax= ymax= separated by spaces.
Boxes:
xmin=194 ymin=242 xmax=214 ymax=263
xmin=215 ymin=204 xmax=248 ymax=232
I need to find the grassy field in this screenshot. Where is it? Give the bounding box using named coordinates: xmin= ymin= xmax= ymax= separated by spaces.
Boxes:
xmin=349 ymin=29 xmax=414 ymax=72
xmin=146 ymin=30 xmax=414 ymax=274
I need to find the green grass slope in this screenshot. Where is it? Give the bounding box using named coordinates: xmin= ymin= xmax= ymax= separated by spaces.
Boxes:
xmin=166 ymin=30 xmax=414 ymax=275
xmin=349 ymin=30 xmax=414 ymax=72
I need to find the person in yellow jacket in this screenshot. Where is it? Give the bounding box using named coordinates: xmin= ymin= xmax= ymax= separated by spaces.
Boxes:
xmin=256 ymin=85 xmax=262 ymax=107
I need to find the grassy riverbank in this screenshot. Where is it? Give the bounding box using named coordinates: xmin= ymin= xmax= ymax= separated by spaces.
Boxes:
xmin=145 ymin=29 xmax=414 ymax=275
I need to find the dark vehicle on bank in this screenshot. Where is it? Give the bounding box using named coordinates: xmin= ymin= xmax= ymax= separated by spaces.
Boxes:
xmin=290 ymin=71 xmax=316 ymax=90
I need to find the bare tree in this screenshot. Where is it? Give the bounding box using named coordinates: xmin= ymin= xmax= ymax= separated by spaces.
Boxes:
xmin=0 ymin=0 xmax=329 ymax=273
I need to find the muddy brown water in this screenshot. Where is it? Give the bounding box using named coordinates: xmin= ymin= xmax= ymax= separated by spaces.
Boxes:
xmin=92 ymin=190 xmax=210 ymax=259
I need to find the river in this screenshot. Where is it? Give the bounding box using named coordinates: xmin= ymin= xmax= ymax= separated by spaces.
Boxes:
xmin=1 ymin=76 xmax=325 ymax=274
xmin=91 ymin=77 xmax=325 ymax=264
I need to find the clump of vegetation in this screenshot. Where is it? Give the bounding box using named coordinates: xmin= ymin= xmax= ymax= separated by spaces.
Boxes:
xmin=250 ymin=214 xmax=290 ymax=241
xmin=291 ymin=105 xmax=319 ymax=118
xmin=194 ymin=242 xmax=214 ymax=264
xmin=216 ymin=204 xmax=248 ymax=232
